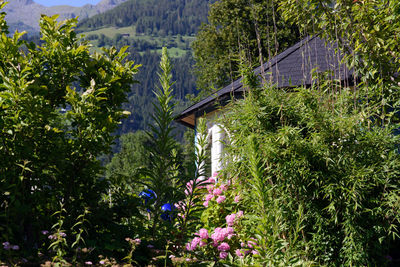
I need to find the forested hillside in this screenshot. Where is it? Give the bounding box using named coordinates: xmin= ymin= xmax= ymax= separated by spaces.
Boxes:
xmin=77 ymin=0 xmax=210 ymax=35
xmin=73 ymin=0 xmax=210 ymax=136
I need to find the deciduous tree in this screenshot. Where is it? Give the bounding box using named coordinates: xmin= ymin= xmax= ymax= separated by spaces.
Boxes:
xmin=0 ymin=5 xmax=139 ymax=260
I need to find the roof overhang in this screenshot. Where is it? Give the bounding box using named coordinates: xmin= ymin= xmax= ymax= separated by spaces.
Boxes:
xmin=175 ymin=35 xmax=354 ymax=128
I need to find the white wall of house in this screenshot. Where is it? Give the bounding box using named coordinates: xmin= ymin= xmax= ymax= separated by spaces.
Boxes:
xmin=195 ymin=111 xmax=226 ymax=176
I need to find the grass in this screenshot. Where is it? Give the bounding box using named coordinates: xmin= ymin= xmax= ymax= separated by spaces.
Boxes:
xmin=155 ymin=47 xmax=188 ymax=58
xmin=80 ymin=26 xmax=195 ymax=58
xmin=79 ymin=26 xmax=137 ymax=39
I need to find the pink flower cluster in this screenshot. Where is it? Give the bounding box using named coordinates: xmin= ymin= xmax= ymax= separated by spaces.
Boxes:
xmin=203 ymin=175 xmax=230 ymax=207
xmin=226 ymin=210 xmax=243 ymax=226
xmin=186 ymin=226 xmax=236 ymax=258
xmin=186 ymin=228 xmax=209 ymax=251
xmin=184 ymin=173 xmax=258 ymax=261
xmin=211 ymin=227 xmax=235 ymax=244
xmin=234 ymin=239 xmax=259 ymax=258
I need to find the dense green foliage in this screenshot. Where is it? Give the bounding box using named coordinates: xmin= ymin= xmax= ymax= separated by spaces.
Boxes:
xmin=22 ymin=0 xmax=204 ymax=136
xmin=77 ymin=0 xmax=210 ymax=36
xmin=3 ymin=0 xmax=400 ymax=265
xmin=105 ymin=131 xmax=151 ymax=187
xmin=192 ymin=0 xmax=299 ymax=94
xmin=22 ymin=31 xmax=198 ymax=135
xmin=219 ymin=83 xmax=400 ymax=265
xmin=0 ymin=9 xmax=142 ymax=263
xmin=180 ymin=1 xmax=400 ymax=266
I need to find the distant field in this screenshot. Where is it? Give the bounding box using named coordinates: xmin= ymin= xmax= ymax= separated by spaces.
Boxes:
xmin=79 ymin=26 xmax=137 ymax=39
xmin=80 ymin=26 xmax=195 ymax=58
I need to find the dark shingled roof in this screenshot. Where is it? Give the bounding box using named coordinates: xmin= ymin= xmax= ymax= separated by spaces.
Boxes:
xmin=176 ymin=35 xmax=353 ymax=128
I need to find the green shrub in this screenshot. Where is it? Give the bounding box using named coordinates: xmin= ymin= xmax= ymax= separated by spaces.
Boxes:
xmin=219 ymin=83 xmax=400 ymax=265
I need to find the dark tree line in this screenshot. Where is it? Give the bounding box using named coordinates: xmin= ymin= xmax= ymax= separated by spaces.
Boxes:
xmin=87 ymin=33 xmax=184 ymax=51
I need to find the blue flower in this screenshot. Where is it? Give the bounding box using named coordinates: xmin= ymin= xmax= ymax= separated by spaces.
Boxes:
xmin=160 ymin=203 xmax=174 ymax=221
xmin=139 ymin=189 xmax=156 ymax=206
xmin=161 ymin=203 xmax=173 ymax=212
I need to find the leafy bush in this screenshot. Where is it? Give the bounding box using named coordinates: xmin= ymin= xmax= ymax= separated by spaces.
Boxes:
xmin=217 ymin=82 xmax=400 ymax=265
xmin=0 ymin=5 xmax=140 ymax=263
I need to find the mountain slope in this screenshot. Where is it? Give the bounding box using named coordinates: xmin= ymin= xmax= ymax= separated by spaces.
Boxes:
xmin=19 ymin=0 xmax=210 ymax=135
xmin=4 ymin=0 xmax=128 ymax=33
xmin=77 ymin=0 xmax=210 ymax=35
xmin=74 ymin=0 xmax=210 ymax=135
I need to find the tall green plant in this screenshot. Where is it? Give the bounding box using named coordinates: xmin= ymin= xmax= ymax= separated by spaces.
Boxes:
xmin=175 ymin=117 xmax=210 ymax=243
xmin=136 ymin=47 xmax=181 ymax=243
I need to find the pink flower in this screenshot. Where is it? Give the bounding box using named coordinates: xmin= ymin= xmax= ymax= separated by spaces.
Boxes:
xmin=237 ymin=210 xmax=244 ymax=217
xmin=99 ymin=260 xmax=105 ymax=265
xmin=219 ymin=251 xmax=228 ymax=259
xmin=199 ymin=241 xmax=207 ymax=247
xmin=41 ymin=230 xmax=49 ymax=235
xmin=252 ymin=250 xmax=259 ymax=255
xmin=85 ymin=261 xmax=92 ymax=265
xmin=226 ymin=214 xmax=236 ymax=226
xmin=225 ymin=227 xmax=234 ymax=235
xmin=205 ymin=194 xmax=213 ymax=201
xmin=211 ymin=228 xmax=226 ymax=242
xmin=12 ymin=245 xmax=19 ymax=250
xmin=207 ymin=185 xmax=214 ymax=193
xmin=134 ymin=238 xmax=141 ymax=245
xmin=203 ymin=201 xmax=209 ymax=207
xmin=212 ymin=172 xmax=218 ymax=177
xmin=216 ymin=195 xmax=226 ymax=204
xmin=191 ymin=237 xmax=201 ymax=250
xmin=220 ymin=184 xmax=228 ymax=191
xmin=213 ymin=188 xmax=222 ymax=196
xmin=247 ymin=240 xmax=257 ymax=249
xmin=199 ymin=228 xmax=209 ymax=239
xmin=175 ymin=201 xmax=184 ymax=210
xmin=186 ymin=242 xmax=192 ymax=251
xmin=234 ymin=195 xmax=240 ymax=203
xmin=235 ymin=249 xmax=244 ymax=258
xmin=217 ymin=242 xmax=230 ymax=251
xmin=208 ymin=177 xmax=216 ymax=183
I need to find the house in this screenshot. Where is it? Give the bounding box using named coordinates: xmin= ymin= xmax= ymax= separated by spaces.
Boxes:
xmin=175 ymin=35 xmax=354 ymax=176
